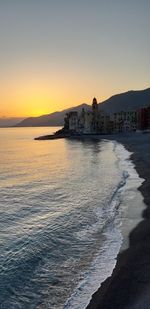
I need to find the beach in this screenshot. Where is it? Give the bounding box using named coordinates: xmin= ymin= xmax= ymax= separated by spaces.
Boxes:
xmin=87 ymin=133 xmax=150 ymax=309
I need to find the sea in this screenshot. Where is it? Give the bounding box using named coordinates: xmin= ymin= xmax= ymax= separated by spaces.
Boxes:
xmin=0 ymin=127 xmax=144 ymax=309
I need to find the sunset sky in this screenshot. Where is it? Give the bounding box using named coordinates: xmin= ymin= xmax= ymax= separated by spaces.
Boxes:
xmin=0 ymin=0 xmax=150 ymax=118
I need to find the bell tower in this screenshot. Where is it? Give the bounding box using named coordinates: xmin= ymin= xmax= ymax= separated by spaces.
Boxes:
xmin=92 ymin=98 xmax=99 ymax=133
xmin=92 ymin=97 xmax=98 ymax=112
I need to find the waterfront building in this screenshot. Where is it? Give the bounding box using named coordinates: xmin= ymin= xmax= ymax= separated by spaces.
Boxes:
xmin=64 ymin=99 xmax=150 ymax=135
xmin=138 ymin=107 xmax=150 ymax=130
xmin=113 ymin=110 xmax=138 ymax=132
xmin=66 ymin=98 xmax=111 ymax=134
xmin=68 ymin=111 xmax=78 ymax=132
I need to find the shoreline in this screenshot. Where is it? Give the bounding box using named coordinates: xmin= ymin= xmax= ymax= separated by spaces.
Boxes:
xmin=34 ymin=130 xmax=150 ymax=307
xmin=86 ymin=133 xmax=150 ymax=309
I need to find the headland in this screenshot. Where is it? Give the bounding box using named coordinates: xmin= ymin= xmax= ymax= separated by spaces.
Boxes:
xmin=34 ymin=97 xmax=150 ymax=141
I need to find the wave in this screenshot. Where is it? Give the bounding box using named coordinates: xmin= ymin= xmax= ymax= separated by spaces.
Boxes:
xmin=63 ymin=140 xmax=141 ymax=309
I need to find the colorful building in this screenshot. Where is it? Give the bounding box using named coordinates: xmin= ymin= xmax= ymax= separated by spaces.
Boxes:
xmin=64 ymin=99 xmax=150 ymax=135
xmin=65 ymin=98 xmax=111 ymax=134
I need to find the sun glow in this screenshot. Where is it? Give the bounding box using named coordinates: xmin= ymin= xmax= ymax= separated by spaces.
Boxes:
xmin=0 ymin=76 xmax=75 ymax=117
xmin=0 ymin=74 xmax=91 ymax=117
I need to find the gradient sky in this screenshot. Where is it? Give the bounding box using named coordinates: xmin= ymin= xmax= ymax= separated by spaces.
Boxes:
xmin=0 ymin=0 xmax=150 ymax=117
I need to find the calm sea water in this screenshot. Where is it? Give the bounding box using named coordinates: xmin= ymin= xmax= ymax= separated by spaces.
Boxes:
xmin=0 ymin=127 xmax=142 ymax=309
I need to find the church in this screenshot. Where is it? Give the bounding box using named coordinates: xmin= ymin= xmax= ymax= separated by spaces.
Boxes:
xmin=64 ymin=98 xmax=112 ymax=134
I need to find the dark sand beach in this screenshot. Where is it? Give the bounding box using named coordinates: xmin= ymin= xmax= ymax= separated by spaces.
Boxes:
xmin=87 ymin=133 xmax=150 ymax=309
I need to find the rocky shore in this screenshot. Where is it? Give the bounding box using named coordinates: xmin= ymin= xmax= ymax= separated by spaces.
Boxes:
xmin=34 ymin=133 xmax=70 ymax=140
xmin=34 ymin=131 xmax=103 ymax=141
xmin=34 ymin=127 xmax=71 ymax=140
xmin=86 ymin=133 xmax=150 ymax=309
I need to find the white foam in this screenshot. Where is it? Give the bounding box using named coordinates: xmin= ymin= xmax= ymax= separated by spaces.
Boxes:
xmin=64 ymin=225 xmax=122 ymax=309
xmin=63 ymin=140 xmax=144 ymax=309
xmin=114 ymin=141 xmax=145 ymax=251
xmin=114 ymin=141 xmax=142 ymax=185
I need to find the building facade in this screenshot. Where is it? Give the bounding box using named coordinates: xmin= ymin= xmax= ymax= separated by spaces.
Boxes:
xmin=113 ymin=110 xmax=138 ymax=133
xmin=138 ymin=107 xmax=150 ymax=130
xmin=64 ymin=99 xmax=150 ymax=135
xmin=65 ymin=98 xmax=111 ymax=134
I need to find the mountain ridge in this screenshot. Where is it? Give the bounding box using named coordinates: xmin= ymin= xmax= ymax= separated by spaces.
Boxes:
xmin=100 ymin=87 xmax=150 ymax=113
xmin=15 ymin=88 xmax=150 ymax=127
xmin=15 ymin=103 xmax=90 ymax=127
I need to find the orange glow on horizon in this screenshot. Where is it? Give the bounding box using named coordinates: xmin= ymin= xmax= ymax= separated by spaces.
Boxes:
xmin=1 ymin=71 xmax=148 ymax=119
xmin=0 ymin=74 xmax=111 ymax=118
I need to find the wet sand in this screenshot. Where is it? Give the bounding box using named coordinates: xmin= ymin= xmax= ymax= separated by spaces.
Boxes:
xmin=86 ymin=133 xmax=150 ymax=309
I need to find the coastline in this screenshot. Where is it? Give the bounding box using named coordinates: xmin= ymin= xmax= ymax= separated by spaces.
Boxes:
xmin=86 ymin=133 xmax=150 ymax=309
xmin=34 ymin=130 xmax=150 ymax=308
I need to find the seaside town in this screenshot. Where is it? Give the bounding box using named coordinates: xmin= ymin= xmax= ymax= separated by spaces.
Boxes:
xmin=1 ymin=1 xmax=150 ymax=309
xmin=64 ymin=98 xmax=150 ymax=135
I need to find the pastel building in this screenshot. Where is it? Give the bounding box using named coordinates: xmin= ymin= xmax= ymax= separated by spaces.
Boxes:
xmin=64 ymin=98 xmax=150 ymax=135
xmin=113 ymin=110 xmax=138 ymax=132
xmin=65 ymin=98 xmax=111 ymax=134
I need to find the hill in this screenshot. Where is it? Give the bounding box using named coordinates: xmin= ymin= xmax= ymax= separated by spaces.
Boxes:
xmin=16 ymin=88 xmax=150 ymax=127
xmin=100 ymin=88 xmax=150 ymax=113
xmin=15 ymin=104 xmax=90 ymax=127
xmin=0 ymin=117 xmax=25 ymax=127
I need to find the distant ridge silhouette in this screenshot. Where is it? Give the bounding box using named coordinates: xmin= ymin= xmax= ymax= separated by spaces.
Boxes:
xmin=15 ymin=104 xmax=90 ymax=127
xmin=16 ymin=88 xmax=150 ymax=127
xmin=100 ymin=87 xmax=150 ymax=113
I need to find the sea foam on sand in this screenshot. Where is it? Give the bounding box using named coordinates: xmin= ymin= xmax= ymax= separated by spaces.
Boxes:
xmin=63 ymin=141 xmax=145 ymax=309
